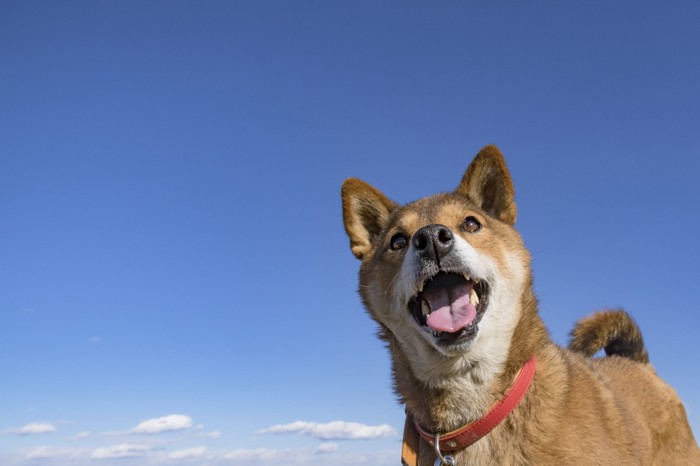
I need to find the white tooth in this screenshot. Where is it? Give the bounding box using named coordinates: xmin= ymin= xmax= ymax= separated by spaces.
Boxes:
xmin=417 ymin=281 xmax=424 ymax=293
xmin=463 ymin=273 xmax=471 ymax=282
xmin=469 ymin=288 xmax=480 ymax=305
xmin=421 ymin=300 xmax=431 ymax=317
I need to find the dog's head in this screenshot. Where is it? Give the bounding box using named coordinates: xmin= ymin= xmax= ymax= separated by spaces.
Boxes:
xmin=342 ymin=146 xmax=532 ymax=382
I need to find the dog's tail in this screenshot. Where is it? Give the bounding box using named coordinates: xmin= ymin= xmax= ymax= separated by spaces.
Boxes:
xmin=568 ymin=309 xmax=649 ymax=363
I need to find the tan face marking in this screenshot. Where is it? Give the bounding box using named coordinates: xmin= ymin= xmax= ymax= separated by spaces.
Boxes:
xmin=390 ymin=210 xmax=420 ymax=240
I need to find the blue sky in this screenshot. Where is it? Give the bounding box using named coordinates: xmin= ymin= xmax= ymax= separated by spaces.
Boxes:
xmin=1 ymin=2 xmax=699 ymax=465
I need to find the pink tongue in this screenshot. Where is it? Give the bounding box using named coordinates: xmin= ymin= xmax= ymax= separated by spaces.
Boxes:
xmin=424 ymin=282 xmax=477 ymax=333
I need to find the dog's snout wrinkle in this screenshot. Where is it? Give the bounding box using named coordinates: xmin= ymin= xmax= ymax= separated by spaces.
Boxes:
xmin=412 ymin=224 xmax=454 ymax=266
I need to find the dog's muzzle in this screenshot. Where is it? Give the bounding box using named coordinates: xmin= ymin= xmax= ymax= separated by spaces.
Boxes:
xmin=406 ymin=225 xmax=489 ymax=346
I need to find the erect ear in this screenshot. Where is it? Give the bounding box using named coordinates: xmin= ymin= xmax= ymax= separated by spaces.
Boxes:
xmin=341 ymin=178 xmax=397 ymax=260
xmin=456 ymin=145 xmax=517 ymax=225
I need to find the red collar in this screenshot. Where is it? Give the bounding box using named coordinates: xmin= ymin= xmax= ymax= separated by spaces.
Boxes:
xmin=402 ymin=356 xmax=536 ymax=464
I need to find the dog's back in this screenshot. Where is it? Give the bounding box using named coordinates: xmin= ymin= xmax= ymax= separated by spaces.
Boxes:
xmin=567 ymin=310 xmax=699 ymax=464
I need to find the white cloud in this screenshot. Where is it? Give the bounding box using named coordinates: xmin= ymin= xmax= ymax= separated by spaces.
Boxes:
xmin=131 ymin=414 xmax=192 ymax=434
xmin=2 ymin=422 xmax=56 ymax=436
xmin=25 ymin=445 xmax=89 ymax=460
xmin=222 ymin=448 xmax=286 ymax=461
xmin=256 ymin=420 xmax=396 ymax=440
xmin=91 ymin=443 xmax=150 ymax=459
xmin=315 ymin=443 xmax=338 ymax=454
xmin=6 ymin=445 xmax=397 ymax=466
xmin=26 ymin=446 xmax=62 ymax=460
xmin=217 ymin=447 xmax=397 ymax=465
xmin=193 ymin=424 xmax=221 ymax=438
xmin=88 ymin=336 xmax=101 ymax=343
xmin=168 ymin=446 xmax=208 ymax=459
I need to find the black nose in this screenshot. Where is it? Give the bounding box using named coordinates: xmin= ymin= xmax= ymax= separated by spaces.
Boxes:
xmin=412 ymin=224 xmax=454 ymax=263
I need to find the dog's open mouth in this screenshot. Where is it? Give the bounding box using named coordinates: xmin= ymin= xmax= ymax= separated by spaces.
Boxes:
xmin=408 ymin=271 xmax=489 ymax=345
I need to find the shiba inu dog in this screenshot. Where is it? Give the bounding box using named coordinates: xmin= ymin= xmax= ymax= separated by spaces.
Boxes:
xmin=341 ymin=146 xmax=700 ymax=465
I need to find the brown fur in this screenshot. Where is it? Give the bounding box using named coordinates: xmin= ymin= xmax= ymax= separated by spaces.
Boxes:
xmin=341 ymin=145 xmax=700 ymax=465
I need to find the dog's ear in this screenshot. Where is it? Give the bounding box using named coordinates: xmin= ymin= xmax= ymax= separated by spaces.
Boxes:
xmin=456 ymin=145 xmax=517 ymax=224
xmin=342 ymin=178 xmax=397 ymax=260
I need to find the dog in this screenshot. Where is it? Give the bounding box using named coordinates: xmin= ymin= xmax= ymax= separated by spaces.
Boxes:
xmin=341 ymin=146 xmax=700 ymax=465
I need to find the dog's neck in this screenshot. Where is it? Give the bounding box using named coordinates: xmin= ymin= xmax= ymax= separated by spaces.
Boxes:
xmin=388 ymin=286 xmax=548 ymax=433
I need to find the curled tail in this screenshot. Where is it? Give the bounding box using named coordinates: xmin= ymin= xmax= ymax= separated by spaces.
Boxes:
xmin=568 ymin=309 xmax=649 ymax=363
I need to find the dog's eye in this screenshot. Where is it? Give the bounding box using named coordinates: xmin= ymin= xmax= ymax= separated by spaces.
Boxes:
xmin=390 ymin=233 xmax=408 ymax=250
xmin=462 ymin=216 xmax=481 ymax=233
